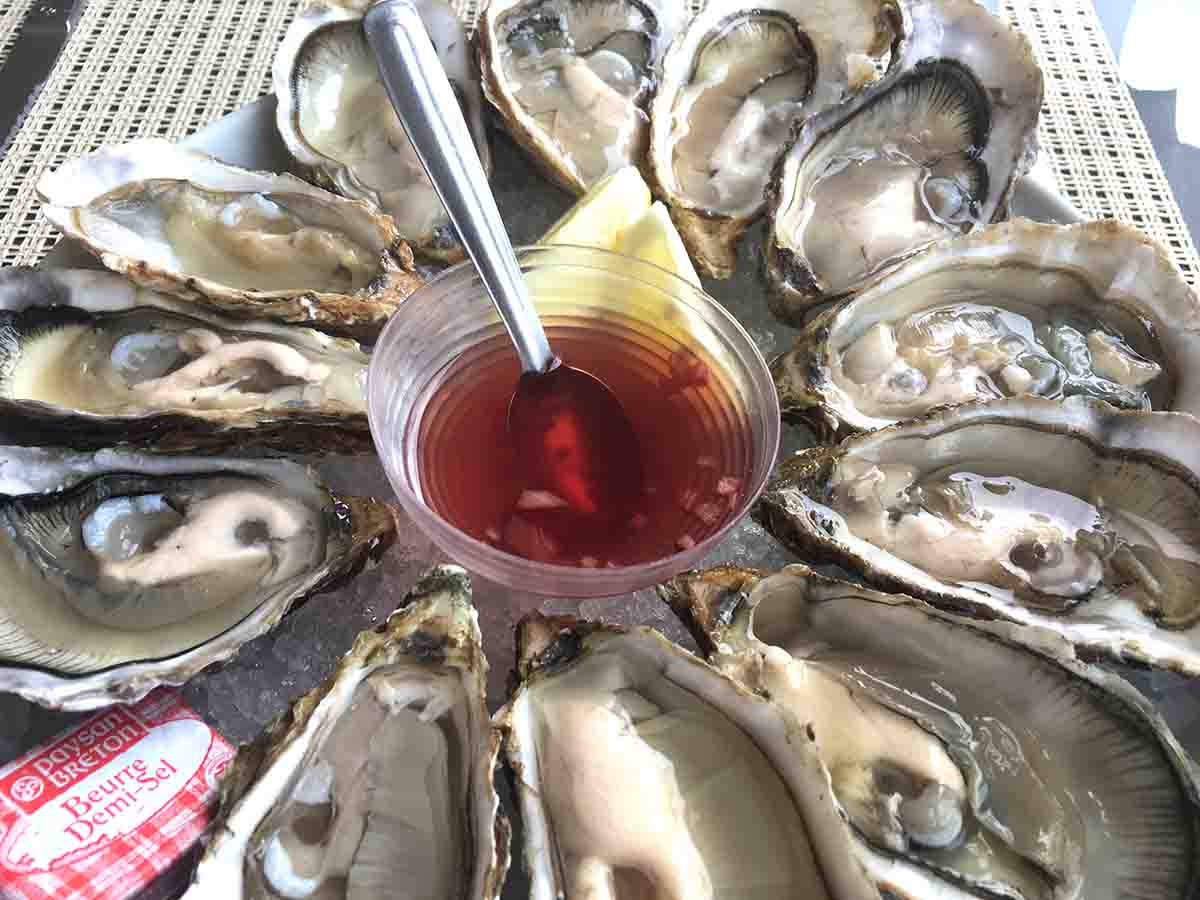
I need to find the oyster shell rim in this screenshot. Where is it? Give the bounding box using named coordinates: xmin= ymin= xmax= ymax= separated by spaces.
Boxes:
xmin=660 ymin=561 xmax=1200 ymax=900
xmin=763 ymin=0 xmax=1045 ymax=318
xmin=37 ymin=138 xmax=425 ymax=342
xmin=271 ymin=0 xmax=492 ymax=262
xmin=0 ymin=449 xmax=396 ymax=711
xmin=0 ymin=267 xmax=373 ymax=454
xmin=772 ymin=218 xmax=1200 ymax=442
xmin=494 ymin=611 xmax=882 ymax=900
xmin=185 ymin=564 xmax=510 ymax=900
xmin=645 ymin=0 xmax=904 ymax=279
xmin=754 ymin=396 xmax=1200 ymax=677
xmin=477 ymin=0 xmax=687 ymax=197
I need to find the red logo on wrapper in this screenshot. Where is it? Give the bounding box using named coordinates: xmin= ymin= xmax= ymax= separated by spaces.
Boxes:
xmin=0 ymin=690 xmax=234 ymax=900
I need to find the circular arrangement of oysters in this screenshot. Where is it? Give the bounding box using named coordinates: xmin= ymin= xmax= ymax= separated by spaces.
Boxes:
xmin=9 ymin=0 xmax=1200 ymax=895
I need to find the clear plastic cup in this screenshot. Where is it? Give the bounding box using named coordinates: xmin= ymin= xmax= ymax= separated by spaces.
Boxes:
xmin=367 ymin=245 xmax=780 ymax=597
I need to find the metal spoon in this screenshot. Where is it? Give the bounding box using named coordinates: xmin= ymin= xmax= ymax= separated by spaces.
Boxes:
xmin=364 ymin=0 xmax=643 ymax=519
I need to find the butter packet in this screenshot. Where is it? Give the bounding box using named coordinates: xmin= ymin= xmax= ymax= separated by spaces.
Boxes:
xmin=0 ymin=690 xmax=233 ymax=900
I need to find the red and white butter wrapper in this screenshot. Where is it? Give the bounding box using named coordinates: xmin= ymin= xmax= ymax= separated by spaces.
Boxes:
xmin=0 ymin=689 xmax=234 ymax=900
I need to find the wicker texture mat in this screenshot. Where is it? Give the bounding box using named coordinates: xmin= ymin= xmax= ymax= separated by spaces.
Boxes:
xmin=0 ymin=0 xmax=1196 ymax=282
xmin=0 ymin=0 xmax=41 ymax=70
xmin=0 ymin=0 xmax=303 ymax=266
xmin=1003 ymin=0 xmax=1198 ymax=283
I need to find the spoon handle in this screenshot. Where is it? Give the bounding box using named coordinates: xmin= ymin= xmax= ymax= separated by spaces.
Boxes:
xmin=364 ymin=0 xmax=554 ymax=374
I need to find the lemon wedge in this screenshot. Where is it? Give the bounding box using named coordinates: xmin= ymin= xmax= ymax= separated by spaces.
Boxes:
xmin=537 ymin=167 xmax=701 ymax=308
xmin=540 ymin=166 xmax=651 ymax=248
xmin=613 ymin=201 xmax=702 ymax=288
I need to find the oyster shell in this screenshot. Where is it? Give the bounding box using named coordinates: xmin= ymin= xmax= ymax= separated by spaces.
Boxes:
xmin=38 ymin=139 xmax=424 ymax=341
xmin=765 ymin=0 xmax=1043 ymax=320
xmin=0 ymin=446 xmax=394 ymax=710
xmin=0 ymin=267 xmax=371 ymax=452
xmin=774 ymin=220 xmax=1200 ymax=440
xmin=479 ymin=0 xmax=686 ymax=194
xmin=185 ymin=565 xmax=508 ymax=900
xmin=647 ymin=0 xmax=902 ymax=278
xmin=663 ymin=563 xmax=1200 ymax=900
xmin=496 ymin=612 xmax=881 ymax=900
xmin=274 ymin=0 xmax=491 ymax=262
xmin=755 ymin=397 xmax=1200 ymax=675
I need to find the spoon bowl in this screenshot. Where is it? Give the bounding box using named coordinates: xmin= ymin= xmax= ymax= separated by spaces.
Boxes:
xmin=509 ymin=363 xmax=645 ymax=521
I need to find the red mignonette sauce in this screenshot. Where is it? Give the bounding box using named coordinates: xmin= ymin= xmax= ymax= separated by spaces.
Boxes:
xmin=417 ymin=324 xmax=747 ymax=568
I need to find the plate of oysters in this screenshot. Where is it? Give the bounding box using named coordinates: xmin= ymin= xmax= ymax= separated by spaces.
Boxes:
xmin=3 ymin=0 xmax=1199 ymax=896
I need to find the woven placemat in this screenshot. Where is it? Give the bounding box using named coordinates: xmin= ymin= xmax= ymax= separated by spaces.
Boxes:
xmin=1002 ymin=0 xmax=1198 ymax=284
xmin=0 ymin=0 xmax=303 ymax=267
xmin=1 ymin=0 xmax=1196 ymax=283
xmin=0 ymin=0 xmax=41 ymax=70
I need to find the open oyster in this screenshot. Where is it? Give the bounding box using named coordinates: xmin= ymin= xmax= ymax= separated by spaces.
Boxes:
xmin=496 ymin=612 xmax=880 ymax=900
xmin=38 ymin=139 xmax=424 ymax=341
xmin=663 ymin=564 xmax=1200 ymax=900
xmin=765 ymin=0 xmax=1043 ymax=320
xmin=185 ymin=566 xmax=508 ymax=900
xmin=274 ymin=0 xmax=491 ymax=262
xmin=755 ymin=397 xmax=1200 ymax=675
xmin=0 ymin=267 xmax=371 ymax=452
xmin=647 ymin=0 xmax=901 ymax=278
xmin=0 ymin=446 xmax=394 ymax=710
xmin=479 ymin=0 xmax=686 ymax=194
xmin=774 ymin=220 xmax=1200 ymax=440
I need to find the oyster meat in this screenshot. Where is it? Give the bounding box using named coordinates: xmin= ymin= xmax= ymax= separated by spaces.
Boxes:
xmin=497 ymin=613 xmax=880 ymax=900
xmin=479 ymin=0 xmax=686 ymax=194
xmin=774 ymin=220 xmax=1200 ymax=440
xmin=664 ymin=564 xmax=1200 ymax=900
xmin=38 ymin=139 xmax=424 ymax=341
xmin=647 ymin=0 xmax=901 ymax=278
xmin=0 ymin=446 xmax=394 ymax=710
xmin=274 ymin=0 xmax=491 ymax=261
xmin=755 ymin=397 xmax=1200 ymax=675
xmin=0 ymin=267 xmax=371 ymax=452
xmin=766 ymin=0 xmax=1043 ymax=320
xmin=185 ymin=566 xmax=508 ymax=900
